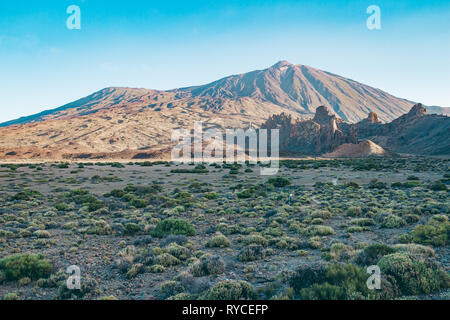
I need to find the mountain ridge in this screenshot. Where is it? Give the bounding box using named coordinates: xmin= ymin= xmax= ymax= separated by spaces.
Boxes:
xmin=2 ymin=61 xmax=449 ymax=128
xmin=4 ymin=60 xmax=448 ymax=128
xmin=0 ymin=61 xmax=449 ymax=160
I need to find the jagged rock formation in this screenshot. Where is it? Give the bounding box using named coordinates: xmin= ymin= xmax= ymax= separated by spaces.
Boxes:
xmin=262 ymin=106 xmax=357 ymax=155
xmin=355 ymin=112 xmax=384 ymax=138
xmin=263 ymin=103 xmax=449 ymax=157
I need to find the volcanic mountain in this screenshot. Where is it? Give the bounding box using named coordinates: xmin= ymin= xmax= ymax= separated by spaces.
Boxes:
xmin=0 ymin=61 xmax=448 ymax=160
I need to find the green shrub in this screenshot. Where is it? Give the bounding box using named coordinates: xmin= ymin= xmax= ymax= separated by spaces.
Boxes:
xmin=325 ymin=264 xmax=369 ymax=296
xmin=329 ymin=243 xmax=354 ymax=262
xmin=154 ymin=253 xmax=180 ymax=267
xmin=87 ymin=200 xmax=105 ymax=212
xmin=307 ymin=225 xmax=334 ymax=236
xmin=290 ymin=265 xmax=327 ymax=293
xmin=192 ymin=255 xmax=225 ymax=277
xmin=99 ymin=295 xmax=119 ymax=300
xmin=160 ymin=281 xmax=185 ymax=299
xmin=404 ymin=214 xmax=420 ymax=224
xmin=311 ymin=210 xmax=332 ymax=219
xmin=394 ymin=244 xmax=436 ymax=258
xmin=0 ymin=230 xmax=15 ymax=239
xmin=126 ymin=263 xmax=144 ymax=279
xmin=56 ymin=276 xmax=98 ymax=300
xmin=429 ymin=182 xmax=447 ymax=191
xmin=243 ymin=234 xmax=269 ymax=247
xmin=33 ymin=230 xmax=51 ymax=238
xmin=167 ymin=293 xmax=193 ymax=300
xmin=356 ymin=243 xmax=396 ymax=266
xmin=351 ymin=218 xmax=375 ymax=227
xmin=10 ymin=189 xmax=42 ymax=201
xmin=300 ymin=283 xmax=346 ymax=300
xmin=368 ymin=179 xmax=386 ymax=189
xmin=201 ymin=280 xmax=255 ymax=300
xmin=411 ymin=221 xmax=449 ymax=247
xmin=237 ymin=189 xmax=256 ymax=199
xmin=346 ymin=206 xmax=362 ymax=217
xmin=166 ymin=243 xmax=190 ymax=260
xmin=0 ymin=254 xmax=52 ymax=281
xmin=347 ymin=226 xmax=369 ymax=233
xmin=18 ymin=277 xmax=31 ymax=286
xmin=152 ymin=219 xmax=195 ymax=238
xmin=149 ymin=265 xmax=166 ymax=273
xmin=378 ymin=252 xmax=449 ymax=295
xmin=204 ymin=192 xmax=220 ymax=200
xmin=292 ymin=264 xmax=370 ymax=300
xmin=85 ymin=220 xmax=112 ymax=235
xmin=238 ymin=245 xmax=265 ymax=262
xmin=124 ymin=223 xmax=142 ymax=236
xmin=382 ymin=215 xmax=406 ymax=229
xmin=54 ymin=202 xmax=70 ymax=211
xmin=206 ymin=235 xmax=231 ymax=248
xmin=3 ymin=292 xmax=19 ymax=300
xmin=130 ymin=198 xmax=148 ymax=208
xmin=267 ymin=177 xmax=291 ymax=188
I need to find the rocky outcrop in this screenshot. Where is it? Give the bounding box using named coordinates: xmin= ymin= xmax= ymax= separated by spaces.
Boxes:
xmin=356 ymin=111 xmax=384 ymax=139
xmin=370 ymin=103 xmax=450 ymax=155
xmin=262 ymin=106 xmax=357 ymax=155
xmin=263 ymin=103 xmax=450 ymax=156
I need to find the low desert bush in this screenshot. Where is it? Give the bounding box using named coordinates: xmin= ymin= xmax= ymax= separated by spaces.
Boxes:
xmin=200 ymin=280 xmax=255 ymax=300
xmin=382 ymin=215 xmax=406 ymax=229
xmin=378 ymin=252 xmax=449 ymax=295
xmin=0 ymin=254 xmax=52 ymax=281
xmin=292 ymin=264 xmax=371 ymax=300
xmin=355 ymin=243 xmax=396 ymax=266
xmin=267 ymin=177 xmax=291 ymax=188
xmin=191 ymin=255 xmax=225 ymax=277
xmin=410 ymin=216 xmax=449 ymax=247
xmin=152 ymin=219 xmax=195 ymax=238
xmin=307 ymin=225 xmax=334 ymax=236
xmin=206 ymin=234 xmax=231 ymax=248
xmin=238 ymin=245 xmax=266 ymax=262
xmin=166 ymin=243 xmax=190 ymax=260
xmin=154 ymin=253 xmax=180 ymax=267
xmin=242 ymin=234 xmax=269 ymax=247
xmin=346 ymin=206 xmax=362 ymax=217
xmin=160 ymin=281 xmax=185 ymax=299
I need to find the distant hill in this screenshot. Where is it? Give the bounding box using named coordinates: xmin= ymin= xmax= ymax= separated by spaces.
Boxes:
xmin=323 ymin=140 xmax=388 ymax=158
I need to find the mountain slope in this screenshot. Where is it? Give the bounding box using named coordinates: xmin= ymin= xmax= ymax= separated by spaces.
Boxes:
xmin=174 ymin=60 xmax=415 ymax=122
xmin=2 ymin=61 xmax=418 ymax=128
xmin=0 ymin=61 xmax=446 ymax=160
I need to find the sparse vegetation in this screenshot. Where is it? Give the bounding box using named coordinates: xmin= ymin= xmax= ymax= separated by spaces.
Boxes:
xmin=0 ymin=159 xmax=448 ymax=300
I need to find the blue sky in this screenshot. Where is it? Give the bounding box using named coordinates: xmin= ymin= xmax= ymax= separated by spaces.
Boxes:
xmin=0 ymin=0 xmax=449 ymax=122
